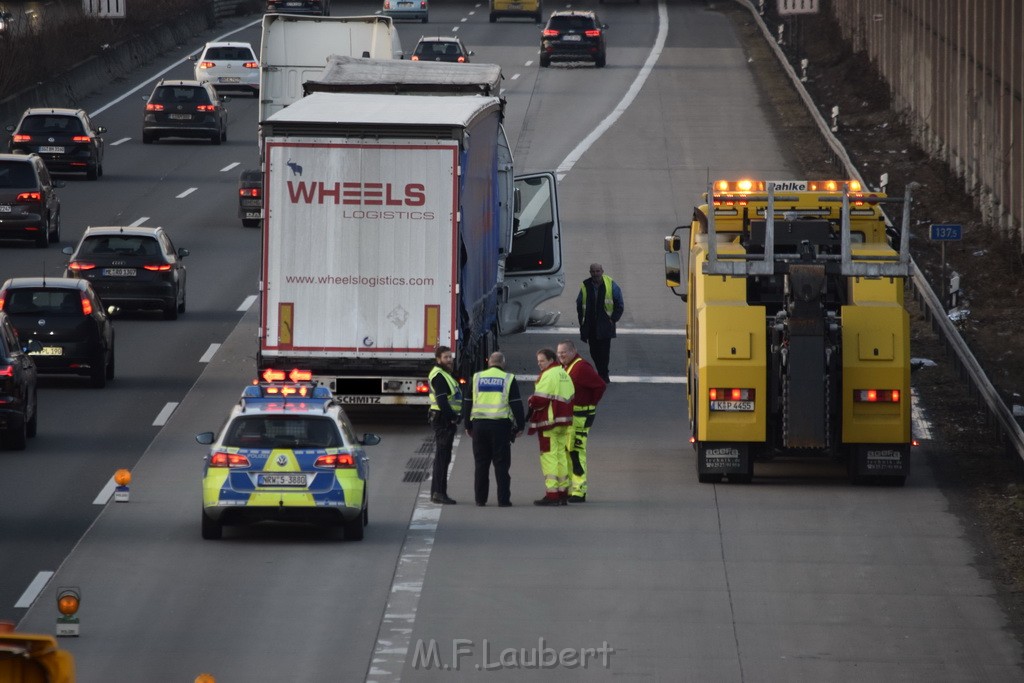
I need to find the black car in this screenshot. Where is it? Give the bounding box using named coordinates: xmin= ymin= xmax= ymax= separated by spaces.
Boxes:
xmin=6 ymin=108 xmax=106 ymax=180
xmin=266 ymin=0 xmax=331 ymax=14
xmin=1 ymin=278 xmax=114 ymax=388
xmin=63 ymin=226 xmax=189 ymax=320
xmin=411 ymin=36 xmax=474 ymax=63
xmin=0 ymin=153 xmax=63 ymax=248
xmin=238 ymin=169 xmax=262 ymax=228
xmin=540 ymin=10 xmax=608 ymax=68
xmin=142 ymin=80 xmax=228 ymax=145
xmin=0 ymin=311 xmax=39 ymax=448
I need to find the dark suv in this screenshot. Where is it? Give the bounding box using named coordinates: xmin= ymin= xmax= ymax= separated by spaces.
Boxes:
xmin=266 ymin=0 xmax=331 ymax=14
xmin=0 ymin=153 xmax=63 ymax=248
xmin=540 ymin=11 xmax=608 ymax=68
xmin=0 ymin=311 xmax=40 ymax=449
xmin=6 ymin=108 xmax=106 ymax=180
xmin=142 ymin=80 xmax=228 ymax=145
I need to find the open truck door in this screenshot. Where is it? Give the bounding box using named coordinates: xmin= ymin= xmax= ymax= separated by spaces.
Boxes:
xmin=498 ymin=171 xmax=563 ymax=335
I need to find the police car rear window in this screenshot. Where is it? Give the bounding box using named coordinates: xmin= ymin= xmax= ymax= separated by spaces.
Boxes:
xmin=225 ymin=416 xmax=341 ymax=448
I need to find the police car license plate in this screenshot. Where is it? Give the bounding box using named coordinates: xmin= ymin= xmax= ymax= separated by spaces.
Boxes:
xmin=31 ymin=346 xmax=63 ymax=356
xmin=39 ymin=146 xmax=65 ymax=153
xmin=711 ymin=400 xmax=754 ymax=412
xmin=103 ymin=268 xmax=136 ymax=277
xmin=168 ymin=114 xmax=191 ymax=120
xmin=258 ymin=473 xmax=307 ymax=487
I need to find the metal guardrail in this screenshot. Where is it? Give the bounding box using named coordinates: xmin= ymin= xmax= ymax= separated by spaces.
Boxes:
xmin=735 ymin=0 xmax=1024 ymax=465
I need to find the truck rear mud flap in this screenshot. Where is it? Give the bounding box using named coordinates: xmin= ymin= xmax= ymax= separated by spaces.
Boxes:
xmin=696 ymin=442 xmax=752 ymax=484
xmin=849 ymin=444 xmax=910 ymax=486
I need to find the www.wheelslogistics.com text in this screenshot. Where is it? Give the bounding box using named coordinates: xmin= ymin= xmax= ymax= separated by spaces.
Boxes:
xmin=410 ymin=638 xmax=615 ymax=671
xmin=284 ymin=274 xmax=435 ymax=287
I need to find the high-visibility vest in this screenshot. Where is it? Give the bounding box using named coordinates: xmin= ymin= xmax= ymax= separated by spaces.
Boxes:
xmin=428 ymin=366 xmax=462 ymax=415
xmin=531 ymin=365 xmax=574 ymax=430
xmin=579 ymin=275 xmax=615 ymax=321
xmin=470 ymin=367 xmax=514 ymax=421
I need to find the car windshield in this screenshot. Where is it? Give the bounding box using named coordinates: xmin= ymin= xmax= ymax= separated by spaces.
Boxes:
xmin=79 ymin=235 xmax=162 ymax=257
xmin=150 ymin=86 xmax=208 ymax=105
xmin=4 ymin=289 xmax=81 ymax=316
xmin=548 ymin=16 xmax=595 ymax=31
xmin=224 ymin=416 xmax=341 ymax=449
xmin=19 ymin=115 xmax=84 ymax=135
xmin=0 ymin=161 xmax=35 ymax=188
xmin=204 ymin=47 xmax=254 ymax=61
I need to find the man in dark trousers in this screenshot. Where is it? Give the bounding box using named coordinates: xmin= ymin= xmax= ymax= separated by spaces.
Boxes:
xmin=463 ymin=351 xmax=525 ymax=507
xmin=576 ymin=263 xmax=624 ymax=382
xmin=428 ymin=346 xmax=461 ymax=504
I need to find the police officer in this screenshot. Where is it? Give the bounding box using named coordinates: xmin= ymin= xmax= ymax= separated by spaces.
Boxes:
xmin=556 ymin=340 xmax=606 ymax=503
xmin=528 ymin=348 xmax=575 ymax=506
xmin=428 ymin=346 xmax=461 ymax=505
xmin=463 ymin=352 xmax=525 ymax=507
xmin=576 ymin=263 xmax=624 ymax=382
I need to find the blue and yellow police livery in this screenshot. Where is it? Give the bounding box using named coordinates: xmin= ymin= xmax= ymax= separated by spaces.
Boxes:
xmin=197 ymin=369 xmax=380 ymax=540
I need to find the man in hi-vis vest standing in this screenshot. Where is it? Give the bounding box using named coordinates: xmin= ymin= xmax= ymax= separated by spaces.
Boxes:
xmin=528 ymin=348 xmax=575 ymax=506
xmin=576 ymin=263 xmax=624 ymax=382
xmin=556 ymin=340 xmax=606 ymax=503
xmin=428 ymin=346 xmax=461 ymax=505
xmin=463 ymin=352 xmax=525 ymax=507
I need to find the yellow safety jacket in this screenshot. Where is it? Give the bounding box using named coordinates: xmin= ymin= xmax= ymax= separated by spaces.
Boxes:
xmin=428 ymin=366 xmax=462 ymax=415
xmin=579 ymin=274 xmax=615 ymax=319
xmin=470 ymin=367 xmax=514 ymax=421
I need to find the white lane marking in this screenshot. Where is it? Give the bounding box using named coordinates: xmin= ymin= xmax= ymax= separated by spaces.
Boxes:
xmin=111 ymin=137 xmax=131 ymax=146
xmin=88 ymin=18 xmax=262 ymax=118
xmin=238 ymin=294 xmax=257 ymax=312
xmin=199 ymin=343 xmax=221 ymax=363
xmin=555 ymin=1 xmax=669 ymax=181
xmin=15 ymin=571 xmax=54 ymax=609
xmin=452 ymin=26 xmax=460 ymax=32
xmin=93 ymin=477 xmax=116 ymax=505
xmin=369 ymin=435 xmax=461 ymax=682
xmin=221 ymin=162 xmax=240 ymax=172
xmin=461 ymin=17 xmax=467 ymax=22
xmin=525 ymin=60 xmax=534 ymax=66
xmin=524 ymin=326 xmax=683 ymax=335
xmin=176 ymin=188 xmax=197 ymax=199
xmin=153 ymin=402 xmax=178 ymax=427
xmin=130 ymin=216 xmax=149 ymax=227
xmin=511 ymin=73 xmax=520 ymax=80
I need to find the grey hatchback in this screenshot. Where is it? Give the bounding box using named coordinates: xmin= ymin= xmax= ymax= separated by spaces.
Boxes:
xmin=0 ymin=153 xmax=63 ymax=248
xmin=142 ymin=80 xmax=228 ymax=144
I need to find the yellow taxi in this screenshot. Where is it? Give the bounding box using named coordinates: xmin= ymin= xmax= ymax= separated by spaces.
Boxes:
xmin=489 ymin=0 xmax=543 ymax=23
xmin=197 ymin=369 xmax=380 ymax=540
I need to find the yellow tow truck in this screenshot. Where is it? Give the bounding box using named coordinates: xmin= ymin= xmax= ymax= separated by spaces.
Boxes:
xmin=0 ymin=622 xmax=75 ymax=683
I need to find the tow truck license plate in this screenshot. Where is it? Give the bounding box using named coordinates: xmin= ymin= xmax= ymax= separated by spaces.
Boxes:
xmin=39 ymin=146 xmax=65 ymax=153
xmin=711 ymin=400 xmax=754 ymax=412
xmin=103 ymin=268 xmax=136 ymax=277
xmin=258 ymin=473 xmax=307 ymax=487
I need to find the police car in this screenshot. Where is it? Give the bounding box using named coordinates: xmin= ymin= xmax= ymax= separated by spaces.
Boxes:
xmin=196 ymin=369 xmax=380 ymax=540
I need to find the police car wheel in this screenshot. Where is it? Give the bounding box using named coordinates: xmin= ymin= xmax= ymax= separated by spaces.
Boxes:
xmin=201 ymin=511 xmax=223 ymax=540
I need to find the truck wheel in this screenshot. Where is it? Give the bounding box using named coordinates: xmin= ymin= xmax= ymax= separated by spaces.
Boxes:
xmin=202 ymin=511 xmax=223 ymax=540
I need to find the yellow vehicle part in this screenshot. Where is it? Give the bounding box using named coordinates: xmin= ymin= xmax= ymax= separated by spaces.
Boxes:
xmin=0 ymin=630 xmax=75 ymax=683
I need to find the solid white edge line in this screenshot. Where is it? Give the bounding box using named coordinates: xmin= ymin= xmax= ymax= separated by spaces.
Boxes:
xmin=93 ymin=477 xmax=116 ymax=505
xmin=15 ymin=571 xmax=54 ymax=609
xmin=111 ymin=137 xmax=131 ymax=146
xmin=238 ymin=294 xmax=258 ymax=312
xmin=176 ymin=188 xmax=197 ymax=199
xmin=555 ymin=0 xmax=669 ymax=181
xmin=221 ymin=162 xmax=240 ymax=172
xmin=130 ymin=216 xmax=149 ymax=227
xmin=199 ymin=343 xmax=221 ymax=364
xmin=153 ymin=402 xmax=179 ymax=427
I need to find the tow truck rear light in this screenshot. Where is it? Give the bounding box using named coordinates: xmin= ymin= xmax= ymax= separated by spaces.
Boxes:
xmin=12 ymin=134 xmax=31 ymax=143
xmin=145 ymin=103 xmax=164 ymax=112
xmin=854 ymin=389 xmax=900 ymax=403
xmin=708 ymin=388 xmax=755 ymax=411
xmin=542 ymin=29 xmax=559 ymax=37
xmin=143 ymin=264 xmax=172 ymax=271
xmin=314 ymin=453 xmax=356 ymax=469
xmin=67 ymin=261 xmax=95 ymax=271
xmin=209 ymin=451 xmax=250 ymax=468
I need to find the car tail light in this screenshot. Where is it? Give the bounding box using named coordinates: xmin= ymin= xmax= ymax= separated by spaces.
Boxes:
xmin=420 ymin=1 xmax=427 ymax=7
xmin=71 ymin=135 xmax=91 ymax=143
xmin=709 ymin=388 xmax=755 ymax=401
xmin=854 ymin=389 xmax=901 ymax=403
xmin=15 ymin=191 xmax=42 ymax=203
xmin=0 ymin=366 xmax=13 ymax=377
xmin=542 ymin=29 xmax=559 ymax=37
xmin=383 ymin=0 xmax=390 ymax=7
xmin=457 ymin=56 xmax=465 ymax=63
xmin=209 ymin=451 xmax=251 ymax=468
xmin=415 ymin=380 xmax=430 ymax=394
xmin=584 ymin=29 xmax=602 ymax=37
xmin=244 ymin=61 xmax=258 ymax=69
xmin=315 ymin=453 xmax=356 ymax=469
xmin=196 ymin=104 xmax=215 ymax=112
xmin=198 ymin=61 xmax=215 ymax=69
xmin=411 ymin=55 xmax=420 ymax=61
xmin=67 ymin=261 xmax=96 ymax=271
xmin=80 ymin=295 xmax=93 ymax=316
xmin=146 ymin=103 xmax=165 ymax=112
xmin=0 ymin=294 xmax=5 ymax=311
xmin=12 ymin=134 xmax=31 ymax=143
xmin=143 ymin=264 xmax=172 ymax=271
xmin=239 ymin=187 xmax=261 ymax=198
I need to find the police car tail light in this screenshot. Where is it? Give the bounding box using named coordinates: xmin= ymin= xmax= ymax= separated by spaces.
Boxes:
xmin=314 ymin=453 xmax=356 ymax=469
xmin=854 ymin=389 xmax=900 ymax=403
xmin=415 ymin=380 xmax=430 ymax=394
xmin=210 ymin=452 xmax=251 ymax=468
